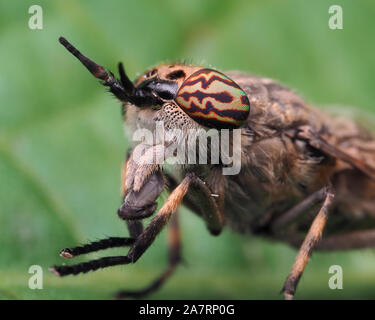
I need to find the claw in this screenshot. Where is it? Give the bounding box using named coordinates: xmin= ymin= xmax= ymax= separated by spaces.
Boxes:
xmin=284 ymin=292 xmax=294 ymax=300
xmin=49 ymin=266 xmax=62 ymax=277
xmin=60 ymin=248 xmax=74 ymax=258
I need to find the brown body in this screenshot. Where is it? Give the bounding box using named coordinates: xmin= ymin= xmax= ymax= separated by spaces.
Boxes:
xmin=218 ymin=72 xmax=375 ymax=238
xmin=125 ymin=67 xmax=375 ymax=242
xmin=53 ymin=38 xmax=375 ymax=299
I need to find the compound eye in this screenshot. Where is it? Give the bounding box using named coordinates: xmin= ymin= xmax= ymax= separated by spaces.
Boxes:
xmin=175 ymin=69 xmax=250 ymax=129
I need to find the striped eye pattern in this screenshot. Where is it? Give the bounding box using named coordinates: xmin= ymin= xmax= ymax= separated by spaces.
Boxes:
xmin=175 ymin=69 xmax=250 ymax=129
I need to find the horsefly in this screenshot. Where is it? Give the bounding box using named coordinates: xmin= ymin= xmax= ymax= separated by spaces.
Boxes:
xmin=50 ymin=37 xmax=375 ymax=299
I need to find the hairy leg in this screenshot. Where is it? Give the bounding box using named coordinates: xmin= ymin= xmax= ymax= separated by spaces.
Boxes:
xmin=59 ymin=237 xmax=135 ymax=259
xmin=116 ymin=211 xmax=182 ymax=298
xmin=165 ymin=170 xmax=225 ymax=235
xmin=50 ymin=173 xmax=194 ymax=276
xmin=282 ymin=185 xmax=335 ymax=300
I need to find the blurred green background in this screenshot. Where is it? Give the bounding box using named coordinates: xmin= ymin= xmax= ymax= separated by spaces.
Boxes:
xmin=1 ymin=0 xmax=375 ymax=300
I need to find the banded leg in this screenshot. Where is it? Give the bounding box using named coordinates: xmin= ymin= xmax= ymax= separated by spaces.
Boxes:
xmin=50 ymin=256 xmax=131 ymax=276
xmin=59 ymin=237 xmax=135 ymax=259
xmin=55 ymin=170 xmax=162 ymax=260
xmin=50 ymin=173 xmax=194 ymax=277
xmin=165 ymin=169 xmax=225 ymax=235
xmin=116 ymin=211 xmax=182 ymax=298
xmin=127 ymin=173 xmax=193 ymax=263
xmin=51 ymin=159 xmax=156 ymax=274
xmin=283 ymin=185 xmax=335 ymax=300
